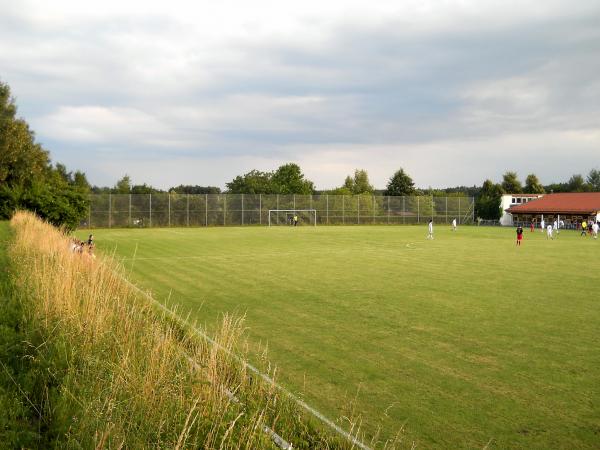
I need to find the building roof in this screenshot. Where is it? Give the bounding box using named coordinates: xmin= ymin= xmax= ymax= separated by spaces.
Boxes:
xmin=507 ymin=193 xmax=600 ymax=215
xmin=502 ymin=193 xmax=544 ymax=198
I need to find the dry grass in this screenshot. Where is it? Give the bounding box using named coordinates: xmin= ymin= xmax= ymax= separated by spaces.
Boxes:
xmin=8 ymin=211 xmax=361 ymax=449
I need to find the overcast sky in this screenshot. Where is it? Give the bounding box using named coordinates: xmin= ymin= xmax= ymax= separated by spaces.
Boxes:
xmin=1 ymin=0 xmax=599 ymax=190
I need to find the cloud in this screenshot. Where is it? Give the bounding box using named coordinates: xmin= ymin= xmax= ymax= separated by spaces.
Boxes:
xmin=2 ymin=0 xmax=600 ymax=189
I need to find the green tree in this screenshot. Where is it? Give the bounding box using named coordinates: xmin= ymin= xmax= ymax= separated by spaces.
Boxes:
xmin=586 ymin=169 xmax=600 ymax=191
xmin=131 ymin=183 xmax=161 ymax=194
xmin=567 ymin=174 xmax=590 ymax=192
xmin=385 ymin=168 xmax=415 ymax=196
xmin=476 ymin=179 xmax=504 ymax=220
xmin=524 ymin=174 xmax=545 ymax=194
xmin=341 ymin=169 xmax=374 ymax=194
xmin=501 ymin=171 xmax=522 ymax=193
xmin=73 ymin=171 xmax=91 ymax=192
xmin=271 ymin=163 xmax=315 ymax=194
xmin=0 ymin=80 xmax=88 ymax=225
xmin=114 ymin=175 xmax=132 ymax=194
xmin=169 ymin=185 xmax=221 ymax=194
xmin=353 ymin=169 xmax=374 ymax=194
xmin=226 ymin=170 xmax=274 ymax=194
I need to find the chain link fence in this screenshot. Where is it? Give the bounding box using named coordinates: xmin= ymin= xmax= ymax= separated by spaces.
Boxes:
xmin=83 ymin=194 xmax=474 ymax=228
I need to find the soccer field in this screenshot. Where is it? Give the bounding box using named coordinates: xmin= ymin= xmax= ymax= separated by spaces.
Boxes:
xmin=78 ymin=225 xmax=600 ymax=449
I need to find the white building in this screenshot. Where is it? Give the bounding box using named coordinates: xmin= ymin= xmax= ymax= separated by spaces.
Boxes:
xmin=500 ymin=194 xmax=544 ymax=226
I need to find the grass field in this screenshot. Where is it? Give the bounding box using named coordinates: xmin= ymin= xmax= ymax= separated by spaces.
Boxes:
xmin=77 ymin=225 xmax=600 ymax=449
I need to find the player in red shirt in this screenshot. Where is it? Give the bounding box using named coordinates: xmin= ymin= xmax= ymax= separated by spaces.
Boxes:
xmin=516 ymin=225 xmax=524 ymax=246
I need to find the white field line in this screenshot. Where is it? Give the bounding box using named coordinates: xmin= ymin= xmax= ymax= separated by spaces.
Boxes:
xmin=120 ymin=275 xmax=372 ymax=450
xmin=186 ymin=355 xmax=293 ymax=449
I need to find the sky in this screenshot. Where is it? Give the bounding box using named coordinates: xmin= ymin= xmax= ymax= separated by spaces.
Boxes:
xmin=1 ymin=0 xmax=599 ymax=190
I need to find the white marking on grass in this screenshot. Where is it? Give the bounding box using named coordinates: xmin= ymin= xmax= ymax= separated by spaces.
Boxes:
xmin=121 ymin=276 xmax=372 ymax=450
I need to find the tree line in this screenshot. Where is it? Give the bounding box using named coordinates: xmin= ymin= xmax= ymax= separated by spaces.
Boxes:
xmin=0 ymin=81 xmax=89 ymax=229
xmin=2 ymin=79 xmax=599 ymax=226
xmin=475 ymin=170 xmax=600 ymax=220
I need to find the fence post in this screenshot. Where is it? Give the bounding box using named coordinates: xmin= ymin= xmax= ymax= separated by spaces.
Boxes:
xmin=168 ymin=193 xmax=171 ymax=227
xmin=446 ymin=197 xmax=448 ymax=224
xmin=187 ymin=194 xmax=190 ymax=227
xmin=205 ymin=194 xmax=208 ymax=226
xmin=129 ymin=194 xmax=132 ymax=227
xmin=403 ymin=196 xmax=406 ymax=225
xmin=259 ymin=194 xmax=262 ymax=225
xmin=431 ymin=195 xmax=434 ymax=222
xmin=293 ymin=194 xmax=296 ymax=211
xmin=223 ymin=195 xmax=226 ymax=226
xmin=242 ymin=194 xmax=244 ymax=226
xmin=277 ymin=194 xmax=279 ymax=211
xmin=149 ymin=193 xmax=152 ymax=227
xmin=326 ymin=194 xmax=329 ymax=224
xmin=108 ymin=193 xmax=112 ymax=228
xmin=88 ymin=200 xmax=91 ymax=228
xmin=357 ymin=196 xmax=360 ymax=224
xmin=373 ymin=195 xmax=376 ymax=224
xmin=458 ymin=197 xmax=461 ymax=224
xmin=388 ymin=195 xmax=390 ymax=225
xmin=417 ymin=196 xmax=420 ymax=224
xmin=342 ymin=195 xmax=345 ymax=225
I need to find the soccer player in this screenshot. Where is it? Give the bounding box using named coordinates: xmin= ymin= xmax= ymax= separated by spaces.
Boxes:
xmin=540 ymin=218 xmax=545 ymax=232
xmin=293 ymin=214 xmax=298 ymax=226
xmin=516 ymin=225 xmax=523 ymax=246
xmin=581 ymin=220 xmax=587 ymax=236
xmin=452 ymin=218 xmax=457 ymax=231
xmin=546 ymin=224 xmax=554 ymax=240
xmin=530 ymin=221 xmax=534 ymax=232
xmin=427 ymin=219 xmax=434 ymax=239
xmin=592 ymin=221 xmax=599 ymax=239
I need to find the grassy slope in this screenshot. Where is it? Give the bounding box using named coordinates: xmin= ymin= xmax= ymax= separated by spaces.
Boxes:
xmin=79 ymin=225 xmax=600 ymax=449
xmin=0 ymin=222 xmax=41 ymax=447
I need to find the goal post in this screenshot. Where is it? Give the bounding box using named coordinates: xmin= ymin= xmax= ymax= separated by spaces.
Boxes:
xmin=268 ymin=209 xmax=317 ymax=226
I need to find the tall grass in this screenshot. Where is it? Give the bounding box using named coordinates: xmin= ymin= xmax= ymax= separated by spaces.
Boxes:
xmin=7 ymin=211 xmax=361 ymax=448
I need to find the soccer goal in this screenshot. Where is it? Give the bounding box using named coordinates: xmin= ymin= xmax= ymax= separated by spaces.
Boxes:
xmin=268 ymin=209 xmax=317 ymax=226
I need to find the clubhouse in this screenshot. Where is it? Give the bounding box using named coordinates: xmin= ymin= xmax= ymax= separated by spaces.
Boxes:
xmin=506 ymin=192 xmax=600 ymax=227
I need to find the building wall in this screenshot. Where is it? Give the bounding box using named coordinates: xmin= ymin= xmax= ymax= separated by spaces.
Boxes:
xmin=500 ymin=194 xmax=544 ymax=226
